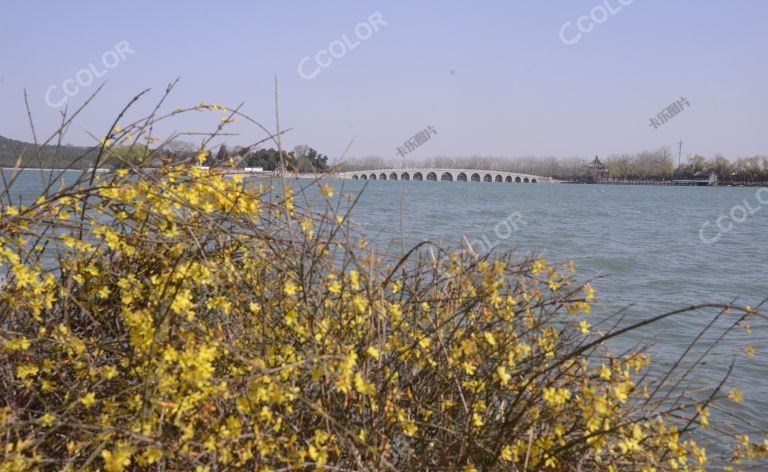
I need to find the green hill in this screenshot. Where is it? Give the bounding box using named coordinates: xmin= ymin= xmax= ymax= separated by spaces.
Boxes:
xmin=0 ymin=135 xmax=98 ymax=169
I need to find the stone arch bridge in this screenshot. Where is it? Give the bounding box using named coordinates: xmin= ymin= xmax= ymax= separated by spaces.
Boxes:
xmin=337 ymin=168 xmax=557 ymax=184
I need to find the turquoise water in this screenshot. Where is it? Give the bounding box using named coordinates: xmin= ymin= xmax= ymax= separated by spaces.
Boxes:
xmin=5 ymin=170 xmax=768 ymax=460
xmin=327 ymin=178 xmax=768 ymax=459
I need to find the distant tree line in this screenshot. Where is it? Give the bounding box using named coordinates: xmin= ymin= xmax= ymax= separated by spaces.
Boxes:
xmin=160 ymin=142 xmax=330 ymax=173
xmin=2 ymin=133 xmax=766 ymax=182
xmin=605 ymin=149 xmax=768 ymax=182
xmin=339 ymin=148 xmax=768 ymax=182
xmin=676 ymin=154 xmax=768 ymax=182
xmin=0 ymin=134 xmax=331 ymax=173
xmin=0 ymin=135 xmax=98 ymax=169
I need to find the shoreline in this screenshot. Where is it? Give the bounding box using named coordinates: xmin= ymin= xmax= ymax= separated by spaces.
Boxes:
xmin=4 ymin=167 xmax=767 ymax=187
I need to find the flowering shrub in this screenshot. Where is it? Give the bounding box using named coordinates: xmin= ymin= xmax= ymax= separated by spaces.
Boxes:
xmin=0 ymin=99 xmax=765 ymax=470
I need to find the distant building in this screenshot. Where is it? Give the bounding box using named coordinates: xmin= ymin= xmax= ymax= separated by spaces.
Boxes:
xmin=693 ymin=169 xmax=718 ymax=186
xmin=585 ymin=156 xmax=609 ymax=183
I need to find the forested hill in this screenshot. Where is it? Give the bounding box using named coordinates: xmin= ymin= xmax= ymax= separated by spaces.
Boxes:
xmin=0 ymin=135 xmax=98 ymax=169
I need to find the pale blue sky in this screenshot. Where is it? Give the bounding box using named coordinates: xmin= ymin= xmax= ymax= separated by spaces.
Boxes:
xmin=0 ymin=1 xmax=765 ymax=161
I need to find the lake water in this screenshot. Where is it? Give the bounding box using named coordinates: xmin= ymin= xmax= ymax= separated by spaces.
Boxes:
xmin=329 ymin=178 xmax=768 ymax=459
xmin=5 ymin=170 xmax=768 ymax=460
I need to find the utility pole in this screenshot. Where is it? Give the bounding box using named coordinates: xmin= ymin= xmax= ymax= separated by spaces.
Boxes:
xmin=677 ymin=140 xmax=684 ymax=168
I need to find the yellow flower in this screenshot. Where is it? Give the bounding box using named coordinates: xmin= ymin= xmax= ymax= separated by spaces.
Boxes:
xmin=614 ymin=384 xmax=629 ymax=403
xmin=497 ymin=365 xmax=511 ymax=385
xmin=353 ymin=372 xmax=375 ymax=395
xmin=696 ymin=405 xmax=710 ymax=428
xmin=39 ymin=413 xmax=55 ymax=427
xmin=4 ymin=337 xmax=30 ymax=351
xmin=402 ymin=419 xmax=418 ymax=437
xmin=103 ymin=365 xmax=118 ymax=380
xmin=102 ymin=445 xmax=133 ymax=472
xmin=543 ymin=387 xmax=571 ymax=407
xmin=321 ymin=184 xmax=334 ymax=197
xmin=349 ymin=270 xmax=360 ymax=290
xmin=284 ymin=281 xmax=298 ymax=296
xmin=579 ymin=320 xmax=591 ymax=334
xmin=366 ymin=346 xmax=381 ymax=360
xmin=328 ymin=280 xmax=341 ymax=294
xmin=17 ymin=364 xmax=39 ymax=379
xmin=745 ymin=345 xmax=755 ymax=356
xmin=81 ymin=392 xmax=97 ymax=407
xmin=143 ymin=447 xmax=163 ymax=464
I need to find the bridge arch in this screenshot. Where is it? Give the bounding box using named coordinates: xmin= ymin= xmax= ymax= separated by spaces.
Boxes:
xmin=342 ymin=169 xmax=550 ymax=184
